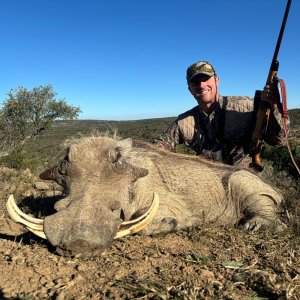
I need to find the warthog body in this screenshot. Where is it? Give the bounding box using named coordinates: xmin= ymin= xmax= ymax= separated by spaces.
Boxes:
xmin=36 ymin=135 xmax=283 ymax=256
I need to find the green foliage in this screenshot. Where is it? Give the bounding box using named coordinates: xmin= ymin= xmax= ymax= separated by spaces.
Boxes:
xmin=0 ymin=147 xmax=39 ymax=171
xmin=174 ymin=144 xmax=197 ymax=155
xmin=262 ymin=142 xmax=299 ymax=178
xmin=0 ymin=85 xmax=81 ymax=154
xmin=289 ymin=109 xmax=300 ymax=128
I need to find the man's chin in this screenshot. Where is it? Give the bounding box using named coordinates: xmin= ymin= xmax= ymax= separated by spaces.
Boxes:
xmin=196 ymin=97 xmax=213 ymax=104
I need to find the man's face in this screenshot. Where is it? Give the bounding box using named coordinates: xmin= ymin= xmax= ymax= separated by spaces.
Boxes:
xmin=188 ymin=74 xmax=219 ymax=110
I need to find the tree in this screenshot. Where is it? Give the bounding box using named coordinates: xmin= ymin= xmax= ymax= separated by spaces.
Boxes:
xmin=0 ymin=84 xmax=81 ymax=154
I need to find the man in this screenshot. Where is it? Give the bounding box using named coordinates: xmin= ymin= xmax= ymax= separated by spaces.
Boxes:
xmin=159 ymin=60 xmax=286 ymax=166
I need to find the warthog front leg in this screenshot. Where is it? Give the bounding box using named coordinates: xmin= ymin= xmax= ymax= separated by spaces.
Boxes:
xmin=228 ymin=170 xmax=286 ymax=232
xmin=239 ymin=193 xmax=287 ymax=232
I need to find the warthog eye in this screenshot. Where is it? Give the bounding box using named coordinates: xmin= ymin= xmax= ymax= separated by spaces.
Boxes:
xmin=109 ymin=147 xmax=122 ymax=163
xmin=58 ymin=160 xmax=68 ymax=175
xmin=120 ymin=209 xmax=125 ymax=221
xmin=114 ymin=160 xmax=128 ymax=173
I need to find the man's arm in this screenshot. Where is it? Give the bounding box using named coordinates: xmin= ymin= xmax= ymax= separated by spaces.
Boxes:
xmin=260 ymin=84 xmax=289 ymax=146
xmin=156 ymin=121 xmax=181 ymax=150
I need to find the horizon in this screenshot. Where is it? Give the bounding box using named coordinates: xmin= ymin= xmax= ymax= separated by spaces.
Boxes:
xmin=56 ymin=107 xmax=300 ymax=122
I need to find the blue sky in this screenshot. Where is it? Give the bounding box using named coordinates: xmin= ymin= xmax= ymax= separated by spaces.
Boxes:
xmin=1 ymin=0 xmax=299 ymax=120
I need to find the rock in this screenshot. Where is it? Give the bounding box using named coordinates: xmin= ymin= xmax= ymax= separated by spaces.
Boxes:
xmin=34 ymin=182 xmax=52 ymax=190
xmin=42 ymin=190 xmax=62 ymax=197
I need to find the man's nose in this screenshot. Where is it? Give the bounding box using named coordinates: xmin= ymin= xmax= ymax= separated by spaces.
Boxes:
xmin=199 ymin=80 xmax=207 ymax=88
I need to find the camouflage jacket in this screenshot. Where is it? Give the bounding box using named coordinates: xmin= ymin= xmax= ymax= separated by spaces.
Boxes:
xmin=159 ymin=96 xmax=287 ymax=165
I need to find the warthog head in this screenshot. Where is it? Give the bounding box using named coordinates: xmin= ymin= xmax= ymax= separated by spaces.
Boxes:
xmin=7 ymin=136 xmax=159 ymax=257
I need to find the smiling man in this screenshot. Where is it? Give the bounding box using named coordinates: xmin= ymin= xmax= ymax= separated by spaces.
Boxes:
xmin=159 ymin=61 xmax=286 ymax=166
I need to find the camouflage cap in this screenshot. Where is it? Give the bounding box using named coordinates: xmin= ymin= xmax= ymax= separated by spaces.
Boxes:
xmin=186 ymin=61 xmax=216 ymax=82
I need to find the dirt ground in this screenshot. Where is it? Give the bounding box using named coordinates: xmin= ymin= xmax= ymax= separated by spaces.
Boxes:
xmin=0 ymin=167 xmax=300 ymax=299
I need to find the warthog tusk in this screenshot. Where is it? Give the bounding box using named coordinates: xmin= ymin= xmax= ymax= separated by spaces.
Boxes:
xmin=7 ymin=192 xmax=160 ymax=242
xmin=115 ymin=192 xmax=159 ymax=239
xmin=7 ymin=195 xmax=44 ymax=224
xmin=6 ymin=195 xmax=46 ymax=239
xmin=26 ymin=228 xmax=47 ymax=239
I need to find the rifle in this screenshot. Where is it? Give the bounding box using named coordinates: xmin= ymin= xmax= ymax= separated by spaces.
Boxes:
xmin=250 ymin=0 xmax=292 ymax=171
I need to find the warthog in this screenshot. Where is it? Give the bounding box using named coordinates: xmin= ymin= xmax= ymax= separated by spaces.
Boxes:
xmin=7 ymin=134 xmax=285 ymax=256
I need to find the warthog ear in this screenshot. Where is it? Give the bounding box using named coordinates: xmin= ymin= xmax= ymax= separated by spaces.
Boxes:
xmin=109 ymin=147 xmax=125 ymax=164
xmin=109 ymin=138 xmax=132 ymax=163
xmin=109 ymin=139 xmax=148 ymax=178
xmin=109 ymin=145 xmax=130 ymax=174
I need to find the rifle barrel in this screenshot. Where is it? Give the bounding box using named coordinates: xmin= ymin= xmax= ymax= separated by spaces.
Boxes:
xmin=268 ymin=0 xmax=292 ymax=84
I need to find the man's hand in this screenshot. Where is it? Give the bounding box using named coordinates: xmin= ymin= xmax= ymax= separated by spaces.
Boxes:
xmin=260 ymin=84 xmax=280 ymax=109
xmin=155 ymin=136 xmax=174 ymax=151
xmin=155 ymin=140 xmax=174 ymax=151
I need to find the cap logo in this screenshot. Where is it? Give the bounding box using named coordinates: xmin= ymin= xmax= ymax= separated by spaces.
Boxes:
xmin=186 ymin=61 xmax=216 ymax=82
xmin=195 ymin=62 xmax=213 ymax=73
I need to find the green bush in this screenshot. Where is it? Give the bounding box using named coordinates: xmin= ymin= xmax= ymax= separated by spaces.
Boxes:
xmin=262 ymin=142 xmax=299 ymax=178
xmin=174 ymin=144 xmax=197 ymax=155
xmin=0 ymin=147 xmax=39 ymax=171
xmin=0 ymin=85 xmax=81 ymax=154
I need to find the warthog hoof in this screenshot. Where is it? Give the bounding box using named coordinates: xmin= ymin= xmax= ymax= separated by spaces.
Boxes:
xmin=240 ymin=216 xmax=287 ymax=233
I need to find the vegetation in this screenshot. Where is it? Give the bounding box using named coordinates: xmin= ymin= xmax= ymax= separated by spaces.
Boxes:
xmin=289 ymin=108 xmax=300 ymax=128
xmin=0 ymin=85 xmax=81 ymax=155
xmin=0 ymin=109 xmax=299 ymax=178
xmin=0 ymin=118 xmax=174 ymax=172
xmin=261 ymin=108 xmax=300 ymax=179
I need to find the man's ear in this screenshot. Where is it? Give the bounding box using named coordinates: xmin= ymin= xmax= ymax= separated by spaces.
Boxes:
xmin=215 ymin=76 xmax=220 ymax=87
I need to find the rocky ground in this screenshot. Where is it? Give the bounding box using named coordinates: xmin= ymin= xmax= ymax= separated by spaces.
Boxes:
xmin=0 ymin=167 xmax=300 ymax=299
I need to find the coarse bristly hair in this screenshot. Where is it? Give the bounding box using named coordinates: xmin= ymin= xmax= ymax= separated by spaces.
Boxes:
xmin=59 ymin=131 xmax=282 ymax=200
xmin=62 ymin=129 xmax=122 ymax=149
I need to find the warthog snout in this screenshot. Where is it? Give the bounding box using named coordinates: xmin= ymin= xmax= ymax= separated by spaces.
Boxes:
xmin=55 ymin=221 xmax=117 ymax=257
xmin=43 ymin=202 xmax=123 ymax=257
xmin=57 ymin=238 xmax=93 ymax=257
